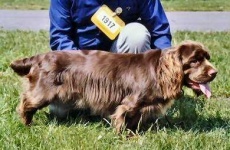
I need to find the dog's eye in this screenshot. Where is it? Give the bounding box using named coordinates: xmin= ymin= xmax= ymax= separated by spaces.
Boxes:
xmin=190 ymin=59 xmax=201 ymax=67
xmin=190 ymin=59 xmax=199 ymax=64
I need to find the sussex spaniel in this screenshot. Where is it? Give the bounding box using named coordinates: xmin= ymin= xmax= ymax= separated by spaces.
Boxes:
xmin=10 ymin=40 xmax=217 ymax=133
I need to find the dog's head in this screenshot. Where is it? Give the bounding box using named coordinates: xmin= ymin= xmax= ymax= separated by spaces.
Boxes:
xmin=178 ymin=41 xmax=217 ymax=98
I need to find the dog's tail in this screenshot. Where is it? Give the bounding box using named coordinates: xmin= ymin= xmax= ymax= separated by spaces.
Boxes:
xmin=10 ymin=55 xmax=39 ymax=76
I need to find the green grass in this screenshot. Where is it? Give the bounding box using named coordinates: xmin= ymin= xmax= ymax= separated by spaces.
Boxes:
xmin=0 ymin=0 xmax=49 ymax=10
xmin=0 ymin=30 xmax=230 ymax=149
xmin=1 ymin=0 xmax=230 ymax=11
xmin=161 ymin=0 xmax=230 ymax=11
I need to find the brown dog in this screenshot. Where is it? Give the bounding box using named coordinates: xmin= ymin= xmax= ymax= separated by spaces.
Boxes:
xmin=10 ymin=40 xmax=217 ymax=132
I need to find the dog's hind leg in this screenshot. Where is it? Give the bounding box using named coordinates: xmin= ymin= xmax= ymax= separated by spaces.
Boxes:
xmin=17 ymin=91 xmax=50 ymax=125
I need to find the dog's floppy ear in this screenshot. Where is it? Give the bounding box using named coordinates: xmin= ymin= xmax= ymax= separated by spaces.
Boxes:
xmin=177 ymin=40 xmax=204 ymax=64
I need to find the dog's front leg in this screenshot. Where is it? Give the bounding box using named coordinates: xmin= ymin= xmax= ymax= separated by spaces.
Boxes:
xmin=111 ymin=94 xmax=143 ymax=133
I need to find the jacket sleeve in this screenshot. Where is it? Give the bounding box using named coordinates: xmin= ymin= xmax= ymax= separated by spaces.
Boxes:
xmin=139 ymin=0 xmax=172 ymax=50
xmin=49 ymin=0 xmax=78 ymax=50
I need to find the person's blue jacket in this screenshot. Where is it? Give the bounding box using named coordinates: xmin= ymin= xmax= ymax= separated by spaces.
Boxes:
xmin=50 ymin=0 xmax=172 ymax=51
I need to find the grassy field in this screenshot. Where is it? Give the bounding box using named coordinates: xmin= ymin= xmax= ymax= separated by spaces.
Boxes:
xmin=0 ymin=30 xmax=230 ymax=149
xmin=0 ymin=0 xmax=49 ymax=10
xmin=0 ymin=0 xmax=230 ymax=11
xmin=161 ymin=0 xmax=230 ymax=11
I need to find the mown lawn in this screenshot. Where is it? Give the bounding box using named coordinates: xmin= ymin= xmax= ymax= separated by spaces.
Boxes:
xmin=0 ymin=0 xmax=49 ymax=10
xmin=1 ymin=0 xmax=230 ymax=11
xmin=161 ymin=0 xmax=230 ymax=11
xmin=0 ymin=30 xmax=229 ymax=149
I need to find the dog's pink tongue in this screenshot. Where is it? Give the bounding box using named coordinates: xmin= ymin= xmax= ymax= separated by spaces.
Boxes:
xmin=199 ymin=83 xmax=211 ymax=98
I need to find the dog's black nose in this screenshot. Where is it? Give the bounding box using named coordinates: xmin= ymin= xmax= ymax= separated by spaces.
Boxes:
xmin=208 ymin=69 xmax=218 ymax=77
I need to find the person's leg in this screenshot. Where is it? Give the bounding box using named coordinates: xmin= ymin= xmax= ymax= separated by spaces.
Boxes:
xmin=110 ymin=22 xmax=151 ymax=53
xmin=49 ymin=100 xmax=77 ymax=119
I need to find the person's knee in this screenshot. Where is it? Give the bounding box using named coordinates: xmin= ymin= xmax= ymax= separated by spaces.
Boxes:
xmin=111 ymin=22 xmax=151 ymax=53
xmin=123 ymin=23 xmax=150 ymax=45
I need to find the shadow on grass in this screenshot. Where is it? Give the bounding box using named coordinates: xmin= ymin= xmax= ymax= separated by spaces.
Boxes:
xmin=149 ymin=95 xmax=229 ymax=133
xmin=46 ymin=108 xmax=108 ymax=128
xmin=45 ymin=95 xmax=229 ymax=133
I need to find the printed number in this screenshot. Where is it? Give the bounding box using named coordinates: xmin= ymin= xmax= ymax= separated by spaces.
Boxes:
xmin=102 ymin=16 xmax=115 ymax=28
